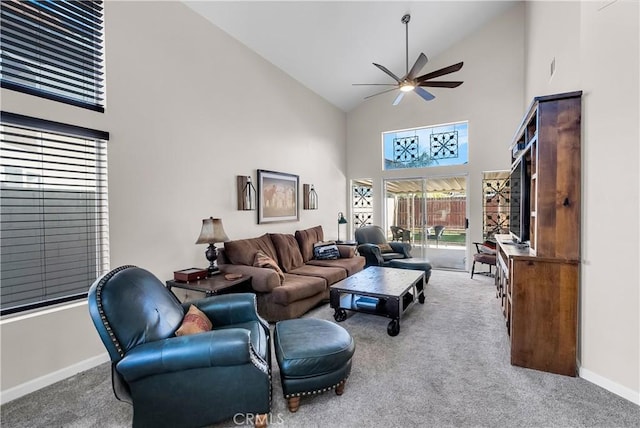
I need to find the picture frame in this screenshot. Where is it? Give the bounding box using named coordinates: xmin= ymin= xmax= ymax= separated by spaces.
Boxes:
xmin=257 ymin=169 xmax=299 ymax=224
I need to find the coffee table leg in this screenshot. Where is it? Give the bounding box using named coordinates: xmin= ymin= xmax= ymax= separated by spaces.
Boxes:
xmin=387 ymin=319 xmax=400 ymax=336
xmin=334 ymin=308 xmax=347 ymax=322
xmin=417 ymin=275 xmax=426 ymax=304
xmin=385 ymin=297 xmax=401 ymax=336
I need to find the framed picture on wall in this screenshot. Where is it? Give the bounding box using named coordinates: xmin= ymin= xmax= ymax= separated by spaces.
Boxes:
xmin=257 ymin=169 xmax=299 ymax=224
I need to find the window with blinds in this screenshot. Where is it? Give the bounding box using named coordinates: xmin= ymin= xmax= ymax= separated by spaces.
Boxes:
xmin=0 ymin=0 xmax=105 ymax=112
xmin=0 ymin=112 xmax=109 ymax=314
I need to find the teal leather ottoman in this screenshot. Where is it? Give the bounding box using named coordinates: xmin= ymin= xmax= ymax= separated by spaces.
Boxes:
xmin=388 ymin=257 xmax=432 ymax=283
xmin=274 ymin=318 xmax=355 ymax=412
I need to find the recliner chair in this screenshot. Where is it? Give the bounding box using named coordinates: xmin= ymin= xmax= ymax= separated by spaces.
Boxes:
xmin=355 ymin=225 xmax=412 ymax=267
xmin=87 ymin=265 xmax=271 ymax=428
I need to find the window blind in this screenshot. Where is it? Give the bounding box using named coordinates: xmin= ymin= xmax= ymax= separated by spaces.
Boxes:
xmin=0 ymin=112 xmax=109 ymax=314
xmin=0 ymin=0 xmax=105 ymax=112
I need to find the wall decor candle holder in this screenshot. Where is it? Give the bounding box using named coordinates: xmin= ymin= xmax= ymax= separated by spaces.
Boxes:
xmin=303 ymin=184 xmax=318 ymax=210
xmin=237 ymin=175 xmax=257 ymax=210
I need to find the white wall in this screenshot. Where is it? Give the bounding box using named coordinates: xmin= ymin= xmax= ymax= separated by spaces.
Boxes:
xmin=347 ymin=4 xmax=525 ymax=248
xmin=1 ymin=1 xmax=346 ymax=398
xmin=524 ymin=0 xmax=639 ymax=403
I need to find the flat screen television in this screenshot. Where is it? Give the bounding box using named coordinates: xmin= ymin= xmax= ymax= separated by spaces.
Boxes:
xmin=509 ymin=157 xmax=530 ymax=243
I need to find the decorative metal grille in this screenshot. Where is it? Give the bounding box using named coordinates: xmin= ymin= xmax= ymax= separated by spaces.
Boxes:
xmin=430 ymin=131 xmax=458 ymax=159
xmin=353 ymin=185 xmax=372 ymax=209
xmin=353 ymin=212 xmax=373 ymax=228
xmin=352 ymin=185 xmax=373 ymax=229
xmin=393 ymin=136 xmax=419 ymax=163
xmin=482 ymin=174 xmax=510 ymax=240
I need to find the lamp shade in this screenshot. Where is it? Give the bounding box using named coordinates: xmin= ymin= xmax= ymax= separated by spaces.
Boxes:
xmin=338 ymin=212 xmax=348 ymax=224
xmin=195 ymin=217 xmax=229 ymax=244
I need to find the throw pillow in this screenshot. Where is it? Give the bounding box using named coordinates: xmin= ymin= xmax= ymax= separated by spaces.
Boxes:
xmin=175 ymin=305 xmax=212 ymax=336
xmin=313 ymin=241 xmax=340 ymax=260
xmin=377 ymin=243 xmax=393 ymax=253
xmin=479 ymin=245 xmax=497 ymax=255
xmin=479 ymin=241 xmax=497 ymax=255
xmin=253 ymin=251 xmax=285 ymax=284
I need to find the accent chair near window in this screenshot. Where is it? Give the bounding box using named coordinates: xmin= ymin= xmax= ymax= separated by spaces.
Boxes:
xmin=355 ymin=225 xmax=412 ymax=267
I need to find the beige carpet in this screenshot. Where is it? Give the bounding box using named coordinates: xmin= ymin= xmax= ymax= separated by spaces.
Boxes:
xmin=2 ymin=270 xmax=638 ymax=428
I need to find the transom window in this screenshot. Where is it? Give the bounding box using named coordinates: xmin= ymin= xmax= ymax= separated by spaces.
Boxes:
xmin=383 ymin=121 xmax=469 ymax=170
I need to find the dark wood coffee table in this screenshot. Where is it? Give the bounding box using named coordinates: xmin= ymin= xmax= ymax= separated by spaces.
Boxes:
xmin=329 ymin=266 xmax=425 ymax=336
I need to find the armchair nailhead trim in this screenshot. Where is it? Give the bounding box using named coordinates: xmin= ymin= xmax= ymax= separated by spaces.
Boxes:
xmin=94 ymin=265 xmax=136 ymax=358
xmin=283 ymin=376 xmax=350 ymax=399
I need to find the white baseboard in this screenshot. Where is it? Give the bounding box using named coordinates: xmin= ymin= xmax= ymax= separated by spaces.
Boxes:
xmin=579 ymin=366 xmax=640 ymax=405
xmin=0 ymin=353 xmax=109 ymax=405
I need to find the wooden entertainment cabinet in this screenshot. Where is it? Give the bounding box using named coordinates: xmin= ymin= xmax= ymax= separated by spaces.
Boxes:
xmin=495 ymin=91 xmax=582 ymax=376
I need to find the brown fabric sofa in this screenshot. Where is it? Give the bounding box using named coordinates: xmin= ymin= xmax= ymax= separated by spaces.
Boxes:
xmin=217 ymin=225 xmax=365 ymax=322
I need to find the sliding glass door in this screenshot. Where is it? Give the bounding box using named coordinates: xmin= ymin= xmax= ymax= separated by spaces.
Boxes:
xmin=384 ymin=175 xmax=468 ymax=270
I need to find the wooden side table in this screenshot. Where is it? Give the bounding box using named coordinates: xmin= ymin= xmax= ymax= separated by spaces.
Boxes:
xmin=336 ymin=240 xmax=358 ymax=246
xmin=166 ymin=274 xmax=252 ymax=297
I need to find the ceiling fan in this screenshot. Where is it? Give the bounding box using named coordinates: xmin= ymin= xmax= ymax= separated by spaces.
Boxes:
xmin=353 ymin=14 xmax=464 ymax=105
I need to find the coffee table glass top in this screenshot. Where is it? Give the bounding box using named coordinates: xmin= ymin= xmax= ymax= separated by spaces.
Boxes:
xmin=330 ymin=266 xmax=424 ymax=297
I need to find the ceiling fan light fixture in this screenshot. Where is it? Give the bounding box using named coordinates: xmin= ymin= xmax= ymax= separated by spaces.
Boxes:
xmin=354 ymin=13 xmax=464 ymax=105
xmin=400 ymin=83 xmax=415 ymax=92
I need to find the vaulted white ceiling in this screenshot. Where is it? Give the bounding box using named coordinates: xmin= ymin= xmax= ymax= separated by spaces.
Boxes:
xmin=184 ymin=1 xmax=516 ymax=112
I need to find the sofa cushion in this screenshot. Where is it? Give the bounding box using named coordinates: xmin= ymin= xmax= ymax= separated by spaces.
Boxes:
xmin=307 ymin=256 xmax=366 ymax=276
xmin=253 ymin=251 xmax=285 ymax=284
xmin=224 ymin=234 xmax=278 ymax=267
xmin=270 ymin=233 xmax=305 ymax=273
xmin=270 ymin=274 xmax=327 ymax=305
xmin=295 ymin=225 xmax=324 ymax=263
xmin=289 ymin=264 xmax=347 ymax=285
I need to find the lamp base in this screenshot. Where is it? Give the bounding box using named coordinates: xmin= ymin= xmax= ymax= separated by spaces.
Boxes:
xmin=205 ymin=244 xmax=219 ymax=277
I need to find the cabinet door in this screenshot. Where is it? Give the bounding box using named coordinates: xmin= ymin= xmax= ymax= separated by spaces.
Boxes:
xmin=510 ymin=259 xmax=578 ymax=376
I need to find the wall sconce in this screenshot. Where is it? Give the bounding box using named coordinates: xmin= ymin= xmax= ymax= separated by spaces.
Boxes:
xmin=195 ymin=217 xmax=230 ymax=275
xmin=237 ymin=175 xmax=257 ymax=210
xmin=303 ymin=184 xmax=318 ymax=210
xmin=337 ymin=211 xmax=348 ymax=242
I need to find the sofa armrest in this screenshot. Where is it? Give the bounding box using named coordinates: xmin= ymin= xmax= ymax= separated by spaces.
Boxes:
xmin=337 ymin=245 xmax=356 ymax=258
xmin=357 ymin=243 xmax=384 ymax=266
xmin=218 ymin=263 xmax=281 ymax=292
xmin=116 ymin=328 xmax=260 ymax=382
xmin=389 ymin=242 xmax=412 ymax=257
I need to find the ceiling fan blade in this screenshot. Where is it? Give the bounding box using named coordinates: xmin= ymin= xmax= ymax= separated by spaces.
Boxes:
xmin=364 ymin=87 xmax=399 ymax=99
xmin=416 ymin=62 xmax=464 ymax=83
xmin=406 ymin=53 xmax=428 ymax=80
xmin=419 ymin=81 xmax=464 ymax=88
xmin=352 ymin=83 xmax=398 ymax=86
xmin=415 ymin=87 xmax=435 ymax=101
xmin=373 ymin=63 xmax=401 ymax=82
xmin=392 ymin=92 xmax=405 ymax=106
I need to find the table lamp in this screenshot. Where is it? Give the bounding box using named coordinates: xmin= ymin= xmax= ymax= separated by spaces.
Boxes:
xmin=337 ymin=212 xmax=348 ymax=242
xmin=195 ymin=217 xmax=229 ymax=275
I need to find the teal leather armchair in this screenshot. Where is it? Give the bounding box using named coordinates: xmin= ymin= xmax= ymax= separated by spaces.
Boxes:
xmin=355 ymin=225 xmax=412 ymax=267
xmin=88 ymin=266 xmax=271 ymax=428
